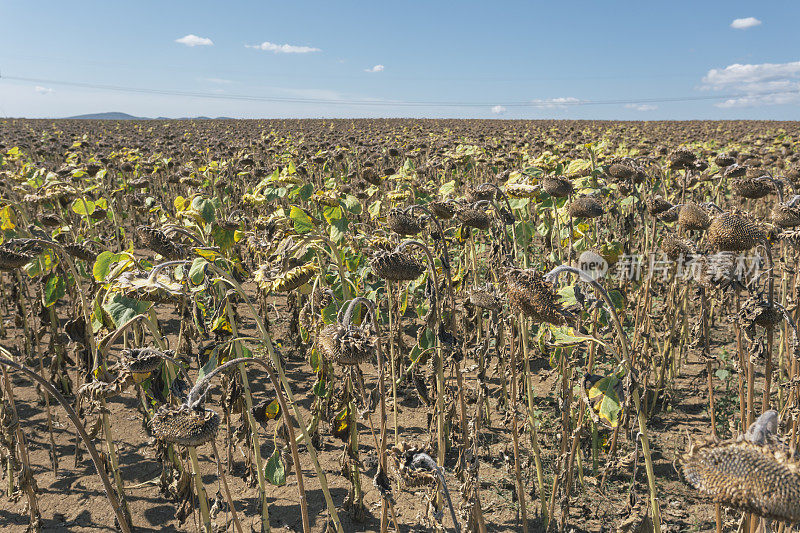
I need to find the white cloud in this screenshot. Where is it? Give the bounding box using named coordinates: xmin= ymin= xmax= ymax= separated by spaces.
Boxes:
xmin=245 ymin=42 xmax=320 ymax=54
xmin=365 ymin=64 xmax=385 ymax=73
xmin=730 ymin=17 xmax=762 ymax=30
xmin=203 ymin=78 xmax=232 ymax=84
xmin=34 ymin=86 xmax=54 ymax=95
xmin=625 ymin=104 xmax=657 ymax=111
xmin=175 ymin=34 xmax=214 ymax=47
xmin=491 ymin=105 xmax=506 ymax=115
xmin=530 ymin=97 xmax=583 ymax=109
xmin=701 ymin=61 xmax=800 ymax=107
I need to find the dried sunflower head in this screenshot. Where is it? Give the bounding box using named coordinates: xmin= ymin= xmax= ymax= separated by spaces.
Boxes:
xmin=505 ymin=268 xmax=566 ymax=325
xmin=677 ymin=202 xmax=711 ymax=231
xmin=388 ymin=442 xmax=437 ymax=489
xmin=646 ymin=195 xmax=673 ymax=216
xmin=0 ymin=248 xmax=34 ymax=271
xmin=740 ymin=296 xmax=784 ymax=330
xmin=731 ymin=177 xmax=774 ymax=199
xmin=680 ymin=436 xmax=800 ymax=523
xmin=468 ymin=285 xmax=504 ymax=311
xmin=723 ymin=164 xmax=748 ymax=179
xmin=542 ymin=176 xmax=572 ymax=198
xmin=465 ymin=186 xmax=495 ymax=203
xmin=567 ymin=196 xmax=603 ymax=219
xmin=773 ymin=204 xmax=800 ymax=228
xmin=371 ymin=249 xmax=425 ymax=281
xmin=63 ymin=243 xmax=99 ymax=262
xmin=137 ymin=226 xmax=186 ymax=260
xmin=151 ymin=405 xmax=220 ymax=447
xmin=121 ymin=347 xmax=171 ymax=374
xmin=428 ymin=199 xmax=456 ymax=220
xmin=112 ymin=270 xmax=185 ymax=304
xmin=660 ymin=233 xmax=693 ymax=260
xmin=657 ymin=204 xmax=681 ymax=223
xmin=668 ymin=148 xmax=697 ymax=170
xmin=40 ymin=213 xmax=62 ymax=227
xmin=504 ymin=183 xmax=540 ymax=199
xmin=368 ymin=235 xmax=396 ymax=252
xmin=456 ymin=203 xmax=491 ymax=230
xmin=318 ymin=323 xmax=376 ymax=366
xmin=270 ymin=263 xmax=318 ymax=292
xmin=76 ymin=380 xmax=119 ymax=402
xmin=385 ymin=208 xmax=424 ymax=236
xmin=707 ymin=211 xmax=764 ymax=252
xmin=715 ymin=153 xmax=737 ymax=168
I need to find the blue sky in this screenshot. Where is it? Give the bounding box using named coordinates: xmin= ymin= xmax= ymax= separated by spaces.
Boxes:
xmin=1 ymin=0 xmax=798 ymax=119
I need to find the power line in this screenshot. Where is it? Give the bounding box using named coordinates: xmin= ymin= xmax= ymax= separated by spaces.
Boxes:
xmin=2 ymin=74 xmax=798 ymax=109
xmin=0 ymin=53 xmax=696 ymax=83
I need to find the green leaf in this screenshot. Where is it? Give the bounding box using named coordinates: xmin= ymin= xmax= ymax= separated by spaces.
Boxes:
xmin=310 ymin=347 xmax=321 ymax=373
xmin=312 ymin=379 xmax=327 ymax=397
xmin=548 ymin=325 xmax=605 ymax=347
xmin=557 ymin=285 xmax=578 ymax=307
xmin=188 ymin=258 xmax=208 ymax=285
xmin=418 ymin=327 xmax=435 ymax=350
xmin=289 ymin=205 xmax=314 ymax=234
xmin=329 ymin=215 xmax=348 ymax=243
xmin=93 ymin=251 xmax=125 ymax=282
xmin=608 ymin=290 xmax=624 ymax=310
xmin=191 ymin=196 xmax=217 ymax=223
xmin=264 ymin=447 xmax=286 ymax=486
xmin=262 ymin=399 xmax=281 ymax=420
xmin=323 ymin=205 xmax=343 ymax=224
xmin=367 ymin=200 xmax=382 ymax=219
xmin=439 ymin=180 xmax=456 ymax=198
xmin=587 ymin=375 xmax=623 ymax=428
xmin=211 ymin=224 xmax=235 ymax=250
xmin=71 ymin=198 xmax=96 ymax=216
xmin=321 ymin=301 xmax=338 ymax=325
xmin=91 ymin=297 xmax=104 ymax=333
xmin=43 ymin=274 xmax=65 ymax=307
xmin=211 ymin=314 xmax=232 ymax=334
xmin=198 ymin=354 xmax=217 ymax=380
xmin=103 ymin=293 xmax=150 ymax=328
xmin=343 ymin=194 xmax=362 ymax=214
xmin=25 ymin=249 xmax=59 ymax=278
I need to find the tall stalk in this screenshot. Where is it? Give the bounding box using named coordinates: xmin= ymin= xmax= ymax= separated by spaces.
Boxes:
xmin=546 ymin=266 xmax=662 ymax=532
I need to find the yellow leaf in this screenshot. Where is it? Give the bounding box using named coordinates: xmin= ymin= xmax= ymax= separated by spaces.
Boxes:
xmin=263 ymin=399 xmax=281 ymax=420
xmin=194 ymin=248 xmax=220 ymax=261
xmin=173 ymin=196 xmax=190 ymax=212
xmin=0 ymin=205 xmax=16 ymax=230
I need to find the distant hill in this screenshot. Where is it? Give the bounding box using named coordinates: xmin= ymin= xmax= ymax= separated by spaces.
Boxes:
xmin=65 ymin=112 xmax=146 ymax=120
xmin=66 ymin=112 xmax=236 ymax=120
